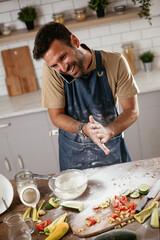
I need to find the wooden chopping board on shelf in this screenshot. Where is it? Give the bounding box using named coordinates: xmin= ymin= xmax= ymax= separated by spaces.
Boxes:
xmin=1 ymin=46 xmax=38 ymax=96
xmin=70 ymin=163 xmax=160 ymax=238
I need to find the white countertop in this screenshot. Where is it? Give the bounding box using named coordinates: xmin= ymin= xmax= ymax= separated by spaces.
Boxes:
xmin=0 ymin=70 xmax=160 ymax=119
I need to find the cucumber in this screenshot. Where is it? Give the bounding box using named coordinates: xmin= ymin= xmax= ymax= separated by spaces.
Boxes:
xmin=120 ymin=189 xmax=133 ymax=197
xmin=139 ymin=184 xmax=149 ymax=195
xmin=130 ymin=191 xmax=140 ymax=199
xmin=94 ymin=229 xmax=137 ymax=240
xmin=61 ymin=201 xmax=83 ymax=212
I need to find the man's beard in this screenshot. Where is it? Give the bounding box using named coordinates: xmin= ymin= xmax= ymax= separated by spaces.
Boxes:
xmin=63 ymin=46 xmax=85 ymax=78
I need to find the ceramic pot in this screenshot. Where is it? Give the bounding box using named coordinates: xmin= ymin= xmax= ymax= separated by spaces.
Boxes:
xmin=96 ymin=8 xmax=105 ymax=17
xmin=143 ymin=62 xmax=152 ymax=72
xmin=25 ymin=21 xmax=34 ymax=30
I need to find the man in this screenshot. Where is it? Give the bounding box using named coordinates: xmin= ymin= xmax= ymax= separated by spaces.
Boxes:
xmin=33 ymin=22 xmax=139 ymax=171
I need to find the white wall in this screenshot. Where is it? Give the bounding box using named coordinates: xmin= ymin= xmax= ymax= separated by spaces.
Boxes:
xmin=0 ymin=0 xmax=160 ymax=96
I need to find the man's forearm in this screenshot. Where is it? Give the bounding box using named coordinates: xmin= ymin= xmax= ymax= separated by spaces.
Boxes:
xmin=106 ymin=107 xmax=139 ymax=139
xmin=48 ymin=108 xmax=110 ymax=155
xmin=49 ymin=110 xmax=81 ymax=133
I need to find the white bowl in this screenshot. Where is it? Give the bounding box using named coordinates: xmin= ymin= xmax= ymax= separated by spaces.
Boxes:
xmin=48 ymin=169 xmax=88 ymax=200
xmin=114 ymin=5 xmax=126 ymax=15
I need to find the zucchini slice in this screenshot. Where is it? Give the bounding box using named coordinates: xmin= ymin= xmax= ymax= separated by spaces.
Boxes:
xmin=94 ymin=229 xmax=137 ymax=240
xmin=130 ymin=191 xmax=140 ymax=199
xmin=120 ymin=189 xmax=133 ymax=197
xmin=139 ymin=184 xmax=149 ymax=195
xmin=61 ymin=201 xmax=83 ymax=211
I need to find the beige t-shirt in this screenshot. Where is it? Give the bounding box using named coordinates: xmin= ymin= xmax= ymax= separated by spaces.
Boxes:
xmin=42 ymin=49 xmax=139 ymax=109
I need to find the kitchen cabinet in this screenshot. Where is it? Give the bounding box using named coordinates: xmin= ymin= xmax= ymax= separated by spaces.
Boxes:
xmin=0 ymin=111 xmax=59 ymax=179
xmin=0 ymin=130 xmax=16 ymax=179
xmin=124 ymin=91 xmax=160 ymax=161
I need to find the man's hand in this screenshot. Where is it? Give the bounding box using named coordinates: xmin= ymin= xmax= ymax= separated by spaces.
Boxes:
xmin=83 ymin=116 xmax=110 ymax=155
xmin=89 ymin=115 xmax=112 ymax=144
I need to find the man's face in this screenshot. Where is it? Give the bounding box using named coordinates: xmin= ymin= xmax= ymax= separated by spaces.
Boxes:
xmin=43 ymin=38 xmax=85 ymax=79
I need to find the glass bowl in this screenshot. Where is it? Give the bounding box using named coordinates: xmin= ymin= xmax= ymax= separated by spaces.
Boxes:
xmin=48 ymin=169 xmax=88 ymax=200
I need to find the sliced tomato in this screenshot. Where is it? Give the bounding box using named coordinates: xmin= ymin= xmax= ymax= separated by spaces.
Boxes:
xmin=112 ymin=202 xmax=119 ymax=208
xmin=93 ymin=205 xmax=99 ymax=210
xmin=110 ymin=213 xmax=118 ymax=219
xmin=36 ymin=219 xmax=51 ymax=231
xmin=120 ymin=206 xmax=128 ymax=211
xmin=86 ymin=216 xmax=96 ymax=226
xmin=129 ymin=202 xmax=136 ymax=209
xmin=130 ymin=209 xmax=136 ymax=214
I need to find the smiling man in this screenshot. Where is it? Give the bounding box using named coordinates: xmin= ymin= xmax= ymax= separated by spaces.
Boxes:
xmin=33 ymin=22 xmax=139 ymax=171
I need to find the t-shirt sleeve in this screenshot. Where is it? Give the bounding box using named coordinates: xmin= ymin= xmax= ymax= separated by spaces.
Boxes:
xmin=41 ymin=63 xmax=65 ymax=108
xmin=116 ymin=55 xmax=139 ymax=99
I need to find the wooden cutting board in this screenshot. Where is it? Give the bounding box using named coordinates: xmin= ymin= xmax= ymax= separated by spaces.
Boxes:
xmin=1 ymin=46 xmax=38 ymax=96
xmin=70 ymin=164 xmax=160 ymax=238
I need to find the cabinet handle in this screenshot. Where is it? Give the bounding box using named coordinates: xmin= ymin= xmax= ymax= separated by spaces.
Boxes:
xmin=4 ymin=158 xmax=11 ymax=171
xmin=49 ymin=129 xmax=59 ymax=136
xmin=0 ymin=123 xmax=11 ymax=128
xmin=18 ymin=155 xmax=24 ymax=169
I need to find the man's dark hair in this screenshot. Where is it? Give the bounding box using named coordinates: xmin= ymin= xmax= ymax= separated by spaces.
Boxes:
xmin=33 ymin=22 xmax=72 ymax=60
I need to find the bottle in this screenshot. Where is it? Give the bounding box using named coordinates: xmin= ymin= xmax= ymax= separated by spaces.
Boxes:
xmin=122 ymin=42 xmax=136 ymax=75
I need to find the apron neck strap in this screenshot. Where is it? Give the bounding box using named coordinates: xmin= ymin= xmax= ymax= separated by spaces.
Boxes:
xmin=95 ymin=50 xmax=103 ymax=76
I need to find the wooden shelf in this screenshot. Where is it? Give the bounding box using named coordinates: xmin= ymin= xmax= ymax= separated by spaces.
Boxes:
xmin=0 ymin=8 xmax=139 ymax=45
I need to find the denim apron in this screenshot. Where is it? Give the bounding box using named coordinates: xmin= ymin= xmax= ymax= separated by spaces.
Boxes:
xmin=59 ymin=51 xmax=131 ymax=170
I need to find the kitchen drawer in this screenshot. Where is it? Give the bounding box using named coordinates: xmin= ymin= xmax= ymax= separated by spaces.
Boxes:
xmin=0 ymin=111 xmax=48 ymax=133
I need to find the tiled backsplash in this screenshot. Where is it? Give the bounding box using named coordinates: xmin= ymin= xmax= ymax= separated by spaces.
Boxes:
xmin=0 ymin=0 xmax=160 ymax=96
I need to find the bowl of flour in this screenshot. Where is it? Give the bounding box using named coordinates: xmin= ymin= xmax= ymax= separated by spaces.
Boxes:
xmin=48 ymin=169 xmax=88 ymax=200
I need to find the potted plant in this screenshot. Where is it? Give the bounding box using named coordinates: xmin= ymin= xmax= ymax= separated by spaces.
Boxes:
xmin=88 ymin=0 xmax=110 ymax=18
xmin=139 ymin=51 xmax=154 ymax=72
xmin=18 ymin=6 xmax=37 ymax=30
xmin=131 ymin=0 xmax=152 ymax=25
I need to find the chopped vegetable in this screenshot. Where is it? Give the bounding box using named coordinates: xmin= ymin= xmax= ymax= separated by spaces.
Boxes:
xmin=36 ymin=220 xmax=51 ymax=231
xmin=134 ymin=201 xmax=158 ymax=223
xmin=23 ymin=207 xmax=31 ymax=218
xmin=37 ymin=200 xmax=46 ymax=218
xmin=150 ymin=207 xmax=159 ymax=228
xmin=120 ymin=189 xmax=133 ymax=197
xmin=45 ymin=203 xmax=53 ymax=210
xmin=49 ymin=198 xmax=59 ymax=208
xmin=38 ymin=209 xmax=46 ymax=216
xmin=45 ymin=222 xmax=69 ymax=240
xmin=139 ymin=184 xmax=149 ymax=195
xmin=110 ymin=213 xmax=118 ymax=219
xmin=32 ymin=206 xmax=38 ymax=222
xmin=130 ymin=191 xmax=140 ymax=199
xmin=44 ymin=213 xmax=67 ymax=235
xmin=61 ymin=201 xmax=83 ymax=212
xmin=86 ymin=216 xmax=96 ymax=227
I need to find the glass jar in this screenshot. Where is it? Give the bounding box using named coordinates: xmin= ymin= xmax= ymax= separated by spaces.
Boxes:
xmin=14 ymin=170 xmax=40 ymax=207
xmin=75 ymin=8 xmax=86 ymax=22
xmin=2 ymin=26 xmax=11 ymax=36
xmin=122 ymin=42 xmax=136 ymax=75
xmin=53 ymin=13 xmax=64 ymax=24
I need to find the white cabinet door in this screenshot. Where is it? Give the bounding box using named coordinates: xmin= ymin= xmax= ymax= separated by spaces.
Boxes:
xmin=138 ymin=91 xmax=160 ymax=159
xmin=0 ymin=132 xmax=16 ymax=179
xmin=0 ymin=111 xmax=60 ymax=178
xmin=8 ymin=126 xmax=59 ymax=175
xmin=124 ymin=120 xmax=142 ymax=161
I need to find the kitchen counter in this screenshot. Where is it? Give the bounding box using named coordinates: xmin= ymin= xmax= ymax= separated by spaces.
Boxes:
xmin=0 ymin=158 xmax=160 ymax=240
xmin=0 ymin=70 xmax=160 ymax=119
